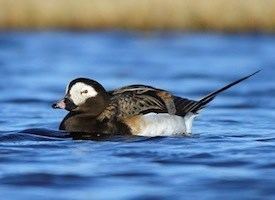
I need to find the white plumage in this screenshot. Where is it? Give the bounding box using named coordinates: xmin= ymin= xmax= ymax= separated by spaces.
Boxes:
xmin=135 ymin=113 xmax=196 ymax=137
xmin=69 ymin=82 xmax=98 ymax=105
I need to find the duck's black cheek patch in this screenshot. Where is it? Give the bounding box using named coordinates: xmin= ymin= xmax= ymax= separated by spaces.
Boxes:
xmin=64 ymin=98 xmax=78 ymax=111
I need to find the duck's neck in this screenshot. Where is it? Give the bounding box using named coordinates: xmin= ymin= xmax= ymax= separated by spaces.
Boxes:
xmin=80 ymin=93 xmax=111 ymax=117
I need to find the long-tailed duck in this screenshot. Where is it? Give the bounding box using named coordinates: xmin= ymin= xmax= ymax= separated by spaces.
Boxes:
xmin=52 ymin=71 xmax=259 ymax=137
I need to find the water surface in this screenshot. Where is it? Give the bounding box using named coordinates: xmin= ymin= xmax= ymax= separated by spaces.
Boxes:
xmin=0 ymin=32 xmax=275 ymax=200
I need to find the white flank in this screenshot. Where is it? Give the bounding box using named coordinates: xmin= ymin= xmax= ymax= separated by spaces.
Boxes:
xmin=69 ymin=82 xmax=98 ymax=105
xmin=135 ymin=113 xmax=196 ymax=137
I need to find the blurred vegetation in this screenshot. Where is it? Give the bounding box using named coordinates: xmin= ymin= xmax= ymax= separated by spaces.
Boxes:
xmin=0 ymin=0 xmax=275 ymax=32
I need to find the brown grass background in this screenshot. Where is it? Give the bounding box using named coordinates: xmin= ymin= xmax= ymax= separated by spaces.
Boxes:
xmin=1 ymin=0 xmax=275 ymax=31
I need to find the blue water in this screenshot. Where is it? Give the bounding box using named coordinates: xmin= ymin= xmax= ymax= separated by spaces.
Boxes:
xmin=0 ymin=31 xmax=275 ymax=200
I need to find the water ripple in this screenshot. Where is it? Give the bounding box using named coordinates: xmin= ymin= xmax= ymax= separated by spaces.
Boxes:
xmin=0 ymin=32 xmax=274 ymax=200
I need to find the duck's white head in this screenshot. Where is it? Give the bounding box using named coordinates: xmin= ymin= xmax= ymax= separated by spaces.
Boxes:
xmin=52 ymin=78 xmax=109 ymax=115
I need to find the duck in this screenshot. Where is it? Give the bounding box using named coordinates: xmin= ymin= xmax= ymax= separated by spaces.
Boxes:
xmin=52 ymin=70 xmax=259 ymax=137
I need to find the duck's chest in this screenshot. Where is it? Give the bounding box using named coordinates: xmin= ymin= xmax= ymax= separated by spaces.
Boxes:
xmin=59 ymin=114 xmax=102 ymax=133
xmin=60 ymin=113 xmax=130 ymax=134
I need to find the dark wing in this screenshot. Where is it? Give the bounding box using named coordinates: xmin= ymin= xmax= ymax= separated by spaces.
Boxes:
xmin=98 ymin=85 xmax=168 ymax=121
xmin=114 ymin=88 xmax=168 ymax=118
xmin=98 ymin=85 xmax=200 ymax=122
xmin=105 ymin=85 xmax=169 ymax=119
xmin=106 ymin=85 xmax=198 ymax=119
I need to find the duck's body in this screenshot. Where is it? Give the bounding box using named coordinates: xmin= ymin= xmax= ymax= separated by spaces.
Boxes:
xmin=59 ymin=84 xmax=198 ymax=136
xmin=52 ymin=71 xmax=259 ymax=137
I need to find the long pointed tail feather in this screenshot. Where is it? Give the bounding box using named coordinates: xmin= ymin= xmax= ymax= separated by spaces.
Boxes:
xmin=186 ymin=70 xmax=260 ymax=113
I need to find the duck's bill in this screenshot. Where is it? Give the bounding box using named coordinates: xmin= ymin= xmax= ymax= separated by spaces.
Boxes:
xmin=52 ymin=97 xmax=78 ymax=111
xmin=52 ymin=99 xmax=66 ymax=109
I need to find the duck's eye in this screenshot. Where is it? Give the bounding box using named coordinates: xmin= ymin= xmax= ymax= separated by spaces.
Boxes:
xmin=81 ymin=90 xmax=88 ymax=95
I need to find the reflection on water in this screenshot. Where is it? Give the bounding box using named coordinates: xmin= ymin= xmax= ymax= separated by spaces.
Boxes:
xmin=0 ymin=31 xmax=275 ymax=200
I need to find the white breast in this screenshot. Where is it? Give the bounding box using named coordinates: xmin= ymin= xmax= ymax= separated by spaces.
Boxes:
xmin=133 ymin=113 xmax=196 ymax=137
